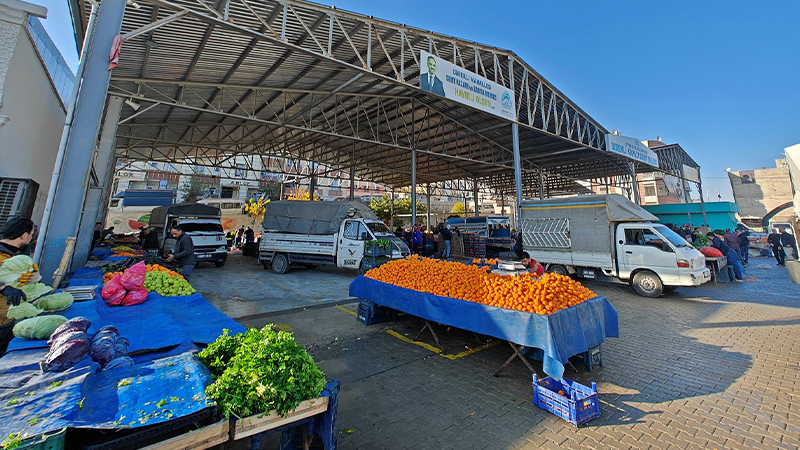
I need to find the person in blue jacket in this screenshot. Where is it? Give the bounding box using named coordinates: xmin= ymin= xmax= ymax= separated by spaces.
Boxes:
xmin=707 ymin=231 xmax=743 ymax=281
xmin=411 ymin=225 xmax=423 ymax=254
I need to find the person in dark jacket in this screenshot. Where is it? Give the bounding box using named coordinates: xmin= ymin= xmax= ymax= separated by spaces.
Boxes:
xmin=708 ymin=232 xmax=743 ymax=281
xmin=513 ymin=231 xmax=524 ymax=259
xmin=736 ymin=229 xmax=750 ymax=266
xmin=723 ymin=229 xmax=740 ymax=253
xmin=439 ymin=224 xmax=453 ymax=260
xmin=92 ymin=222 xmax=102 ymax=249
xmin=165 ymin=224 xmax=196 ymax=279
xmin=768 ymin=229 xmax=785 ymax=266
xmin=139 ymin=227 xmax=159 ymax=250
xmin=780 ymin=227 xmax=797 ymax=259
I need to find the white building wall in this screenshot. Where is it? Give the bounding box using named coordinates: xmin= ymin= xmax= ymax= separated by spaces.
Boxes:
xmin=0 ymin=1 xmax=65 ymax=225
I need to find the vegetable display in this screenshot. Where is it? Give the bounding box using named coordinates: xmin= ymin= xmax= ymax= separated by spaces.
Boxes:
xmin=100 ymin=262 xmax=151 ymax=306
xmin=13 ymin=315 xmax=68 ymax=340
xmin=198 ymin=326 xmax=326 ymax=418
xmin=19 ymin=283 xmax=53 ymax=301
xmin=365 ymin=255 xmax=596 ymax=315
xmin=0 ymin=255 xmax=37 ymax=287
xmin=41 ymin=317 xmax=91 ymax=373
xmin=143 ymin=271 xmax=195 ymax=297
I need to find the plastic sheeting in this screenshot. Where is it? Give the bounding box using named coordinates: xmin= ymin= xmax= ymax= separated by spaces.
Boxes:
xmin=349 ymin=276 xmax=618 ymax=379
xmin=90 ymin=248 xmax=112 ymax=260
xmin=262 ymin=201 xmax=377 ymax=235
xmin=7 ymin=292 xmax=245 ymax=353
xmin=0 ymin=345 xmax=213 ymax=438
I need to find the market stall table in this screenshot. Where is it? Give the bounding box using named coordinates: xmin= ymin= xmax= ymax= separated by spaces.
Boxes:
xmin=349 ymin=275 xmax=618 ymax=379
xmin=705 ymin=256 xmax=728 ymax=285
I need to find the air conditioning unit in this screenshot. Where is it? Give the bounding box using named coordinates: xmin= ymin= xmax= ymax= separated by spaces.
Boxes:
xmin=0 ymin=178 xmax=39 ymax=226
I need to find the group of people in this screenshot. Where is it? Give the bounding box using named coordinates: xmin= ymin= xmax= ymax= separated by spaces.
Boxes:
xmin=226 ymin=225 xmax=255 ymax=249
xmin=767 ymin=227 xmax=797 ymax=266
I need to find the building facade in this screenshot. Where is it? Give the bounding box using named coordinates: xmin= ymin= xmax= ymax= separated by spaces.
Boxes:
xmin=728 ymin=158 xmax=793 ymax=228
xmin=0 ymin=0 xmax=73 ymax=225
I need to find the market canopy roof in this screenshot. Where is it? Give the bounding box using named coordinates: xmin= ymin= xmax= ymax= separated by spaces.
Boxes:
xmin=70 ymin=0 xmax=640 ymax=195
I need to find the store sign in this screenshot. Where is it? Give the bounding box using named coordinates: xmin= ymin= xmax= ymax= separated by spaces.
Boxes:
xmin=605 ymin=134 xmax=659 ymax=167
xmin=683 ymin=165 xmax=700 ymax=183
xmin=419 ymin=51 xmax=516 ymax=121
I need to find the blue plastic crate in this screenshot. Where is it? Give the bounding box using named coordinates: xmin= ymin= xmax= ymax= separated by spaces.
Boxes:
xmin=357 ymin=299 xmax=396 ymax=325
xmin=573 ymin=344 xmax=603 ymax=372
xmin=532 ymin=374 xmax=600 ymax=427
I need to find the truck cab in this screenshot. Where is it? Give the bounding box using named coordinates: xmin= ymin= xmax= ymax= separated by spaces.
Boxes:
xmin=335 ymin=218 xmax=410 ymax=269
xmin=615 ymin=223 xmax=709 ymax=296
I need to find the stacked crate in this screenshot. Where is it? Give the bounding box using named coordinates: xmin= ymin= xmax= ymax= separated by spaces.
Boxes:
xmin=461 ymin=233 xmax=487 ymax=258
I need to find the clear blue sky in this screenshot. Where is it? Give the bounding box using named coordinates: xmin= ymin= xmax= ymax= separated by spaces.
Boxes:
xmin=34 ymin=0 xmax=799 ymax=202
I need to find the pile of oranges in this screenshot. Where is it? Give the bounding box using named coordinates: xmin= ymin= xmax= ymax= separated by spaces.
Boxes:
xmin=365 ymin=255 xmax=595 ymax=315
xmin=103 ymin=271 xmax=120 ymax=283
xmin=471 ymin=258 xmax=501 ymax=265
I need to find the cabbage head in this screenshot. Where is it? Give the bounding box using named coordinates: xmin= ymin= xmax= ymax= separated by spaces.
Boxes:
xmin=34 ymin=293 xmax=75 ymax=312
xmin=0 ymin=255 xmax=34 ymax=285
xmin=13 ymin=315 xmax=67 ymax=339
xmin=7 ymin=302 xmax=43 ymax=320
xmin=20 ymin=283 xmax=53 ymax=302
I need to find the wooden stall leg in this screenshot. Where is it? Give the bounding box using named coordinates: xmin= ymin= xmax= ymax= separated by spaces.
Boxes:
xmin=413 ymin=320 xmax=446 ymax=353
xmin=493 ymin=342 xmax=537 ymax=377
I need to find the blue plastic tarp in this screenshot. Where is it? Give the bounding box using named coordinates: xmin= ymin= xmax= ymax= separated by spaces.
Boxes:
xmin=90 ymin=248 xmax=112 ymax=260
xmin=349 ymin=275 xmax=618 ymax=379
xmin=7 ymin=292 xmax=245 ymax=354
xmin=0 ymin=346 xmax=213 ymax=438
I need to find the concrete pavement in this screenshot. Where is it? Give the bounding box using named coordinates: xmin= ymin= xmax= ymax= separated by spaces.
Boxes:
xmin=207 ymin=254 xmax=800 ymax=449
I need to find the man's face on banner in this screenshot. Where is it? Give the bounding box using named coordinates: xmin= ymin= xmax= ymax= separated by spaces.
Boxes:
xmin=427 ymin=57 xmax=436 ymax=75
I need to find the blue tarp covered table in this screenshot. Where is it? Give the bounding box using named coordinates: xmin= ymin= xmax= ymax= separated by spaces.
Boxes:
xmin=90 ymin=248 xmax=112 ymax=260
xmin=0 ymin=272 xmax=246 ymax=438
xmin=349 ymin=275 xmax=618 ymax=379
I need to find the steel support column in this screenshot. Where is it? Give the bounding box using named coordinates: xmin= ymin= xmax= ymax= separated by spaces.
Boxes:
xmin=348 ymin=160 xmax=355 ymax=200
xmin=698 ymin=168 xmax=709 ymax=228
xmin=472 ymin=179 xmax=479 ymax=217
xmin=426 ymin=184 xmax=431 ymax=229
xmin=38 ymin=0 xmax=125 ymax=281
xmin=390 ymin=190 xmax=395 ymax=228
xmin=72 ymin=95 xmax=124 ymax=271
xmin=509 ymin=58 xmax=522 ymax=227
xmin=629 ymin=162 xmax=640 ymax=206
xmin=679 ymin=163 xmax=692 ymax=225
xmin=411 ymin=149 xmax=417 ymax=227
xmin=309 ymin=175 xmax=316 ymax=201
xmin=538 ymin=170 xmax=545 ymax=200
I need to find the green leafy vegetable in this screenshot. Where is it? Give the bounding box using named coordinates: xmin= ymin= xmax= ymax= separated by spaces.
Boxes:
xmin=1 ymin=432 xmax=23 ymax=449
xmin=0 ymin=255 xmax=34 ymax=286
xmin=33 ymin=293 xmax=74 ymax=312
xmin=6 ymin=303 xmax=43 ymax=320
xmin=12 ymin=315 xmax=68 ymax=340
xmin=199 ymin=325 xmax=326 ymax=419
xmin=19 ymin=283 xmax=52 ymax=302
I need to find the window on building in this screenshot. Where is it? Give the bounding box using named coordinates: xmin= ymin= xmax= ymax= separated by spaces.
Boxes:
xmin=235 ymin=164 xmax=245 ymax=177
xmin=196 ymin=166 xmax=205 ymax=175
xmin=644 ymin=186 xmax=657 ymax=197
xmin=149 ymin=162 xmax=159 ymax=169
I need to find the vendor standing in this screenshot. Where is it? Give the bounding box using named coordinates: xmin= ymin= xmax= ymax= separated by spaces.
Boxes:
xmin=707 ymin=231 xmax=743 ymax=281
xmin=139 ymin=226 xmax=160 ymax=250
xmin=165 ymin=224 xmax=195 ymax=280
xmin=520 ymin=252 xmax=545 ymax=276
xmin=0 ymin=218 xmax=35 ymax=355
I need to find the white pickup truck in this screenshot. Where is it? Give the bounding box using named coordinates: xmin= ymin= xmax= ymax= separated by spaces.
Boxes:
xmin=149 ymin=203 xmax=228 ymax=267
xmin=259 ymin=201 xmax=410 ymax=274
xmin=520 ymin=194 xmax=710 ymax=297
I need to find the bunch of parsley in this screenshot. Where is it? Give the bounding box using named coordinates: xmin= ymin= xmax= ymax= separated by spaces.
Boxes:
xmin=198 ymin=325 xmax=326 ymax=418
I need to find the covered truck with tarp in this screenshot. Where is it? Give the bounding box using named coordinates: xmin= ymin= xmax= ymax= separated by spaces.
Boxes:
xmin=520 ymin=194 xmax=710 ymax=297
xmin=259 ymin=201 xmax=410 ymax=273
xmin=149 ymin=203 xmax=228 ymax=266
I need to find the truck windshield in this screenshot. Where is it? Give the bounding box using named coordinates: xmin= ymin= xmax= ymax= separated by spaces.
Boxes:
xmin=180 ymin=223 xmax=223 ymax=233
xmin=366 ymin=222 xmax=392 ymax=236
xmin=653 ymin=225 xmax=691 ymax=247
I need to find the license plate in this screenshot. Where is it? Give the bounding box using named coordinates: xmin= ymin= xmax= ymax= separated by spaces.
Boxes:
xmin=196 ymin=254 xmax=212 ymax=259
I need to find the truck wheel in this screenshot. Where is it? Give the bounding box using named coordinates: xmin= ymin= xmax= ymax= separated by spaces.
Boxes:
xmin=632 ymin=271 xmax=663 ymax=297
xmin=548 ymin=264 xmax=568 ymax=276
xmin=215 ymin=260 xmax=226 ymax=267
xmin=272 ymin=254 xmax=289 ymax=274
